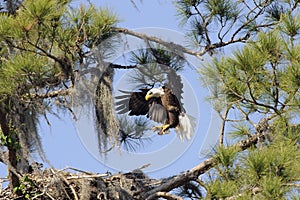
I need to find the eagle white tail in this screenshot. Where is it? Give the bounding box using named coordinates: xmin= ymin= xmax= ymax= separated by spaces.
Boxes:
xmin=175 ymin=113 xmax=196 ymax=141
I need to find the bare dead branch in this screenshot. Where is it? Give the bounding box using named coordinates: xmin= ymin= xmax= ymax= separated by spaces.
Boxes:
xmin=66 ymin=174 xmax=110 ymax=180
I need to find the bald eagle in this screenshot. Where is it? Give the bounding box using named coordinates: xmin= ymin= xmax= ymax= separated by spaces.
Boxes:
xmin=115 ymin=86 xmax=195 ymax=140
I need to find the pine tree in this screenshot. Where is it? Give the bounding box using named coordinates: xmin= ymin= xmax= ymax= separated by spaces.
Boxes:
xmin=200 ymin=30 xmax=300 ymax=198
xmin=0 ymin=0 xmax=118 ymax=191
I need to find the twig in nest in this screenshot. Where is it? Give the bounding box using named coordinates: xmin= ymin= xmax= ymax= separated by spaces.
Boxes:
xmin=50 ymin=168 xmax=79 ymax=200
xmin=32 ymin=191 xmax=56 ymax=200
xmin=60 ymin=175 xmax=79 ymax=200
xmin=57 ymin=166 xmax=94 ymax=175
xmin=66 ymin=173 xmax=110 ymax=180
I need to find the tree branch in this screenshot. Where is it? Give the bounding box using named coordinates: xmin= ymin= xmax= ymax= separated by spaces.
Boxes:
xmin=231 ymin=0 xmax=271 ymax=40
xmin=113 ymin=27 xmax=253 ymax=61
xmin=142 ymin=132 xmax=263 ymax=199
xmin=201 ymin=34 xmax=250 ymax=54
xmin=285 ymin=183 xmax=300 ymax=187
xmin=219 ymin=105 xmax=231 ymax=146
xmin=109 ymin=63 xmax=137 ymax=69
xmin=29 ymin=89 xmax=70 ymax=99
xmin=226 ymin=84 xmax=277 ymax=113
xmin=112 ymin=27 xmax=204 ymax=60
xmin=192 ymin=4 xmax=211 ymax=46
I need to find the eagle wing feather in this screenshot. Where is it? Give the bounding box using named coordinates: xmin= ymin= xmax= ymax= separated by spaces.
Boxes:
xmin=148 ymin=102 xmax=167 ymax=124
xmin=115 ymin=89 xmax=167 ymax=124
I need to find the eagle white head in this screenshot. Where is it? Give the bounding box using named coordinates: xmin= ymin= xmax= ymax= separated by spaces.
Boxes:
xmin=145 ymin=87 xmax=165 ymax=101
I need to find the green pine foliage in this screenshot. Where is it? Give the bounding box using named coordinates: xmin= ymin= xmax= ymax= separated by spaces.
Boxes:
xmin=0 ymin=0 xmax=118 ymax=100
xmin=199 ymin=10 xmax=300 ymax=199
xmin=203 ymin=123 xmax=300 ymax=199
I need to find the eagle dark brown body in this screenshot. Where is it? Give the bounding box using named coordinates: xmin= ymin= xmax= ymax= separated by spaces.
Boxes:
xmin=159 ymin=86 xmax=181 ymax=131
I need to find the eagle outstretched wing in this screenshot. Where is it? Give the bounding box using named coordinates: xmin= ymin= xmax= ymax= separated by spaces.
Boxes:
xmin=115 ymin=86 xmax=195 ymax=141
xmin=115 ymin=88 xmax=167 ymax=124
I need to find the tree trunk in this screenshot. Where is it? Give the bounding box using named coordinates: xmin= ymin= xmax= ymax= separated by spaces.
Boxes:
xmin=0 ymin=108 xmax=20 ymax=190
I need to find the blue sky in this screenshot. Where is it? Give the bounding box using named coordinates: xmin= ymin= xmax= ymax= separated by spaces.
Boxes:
xmin=0 ymin=0 xmax=220 ymax=182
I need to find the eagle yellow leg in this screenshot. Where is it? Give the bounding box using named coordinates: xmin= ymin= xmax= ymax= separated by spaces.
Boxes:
xmin=152 ymin=124 xmax=171 ymax=135
xmin=161 ymin=124 xmax=170 ymax=132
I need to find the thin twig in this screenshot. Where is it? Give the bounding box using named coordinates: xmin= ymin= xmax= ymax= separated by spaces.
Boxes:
xmin=231 ymin=0 xmax=271 ymax=40
xmin=195 ymin=178 xmax=208 ymax=194
xmin=235 ymin=104 xmax=256 ymax=128
xmin=61 ymin=175 xmax=79 ymax=200
xmin=284 ymin=183 xmax=300 ymax=187
xmin=66 ymin=174 xmax=110 ymax=180
xmin=50 ymin=168 xmax=79 ymax=200
xmin=193 ymin=5 xmax=211 ymax=45
xmin=32 ymin=191 xmax=56 ymax=200
xmin=219 ymin=105 xmax=231 ymax=146
xmin=52 ymin=166 xmax=91 ymax=175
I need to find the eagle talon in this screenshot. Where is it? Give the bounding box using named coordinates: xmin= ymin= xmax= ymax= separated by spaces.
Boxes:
xmin=151 ymin=125 xmax=163 ymax=131
xmin=152 ymin=124 xmax=171 ymax=135
xmin=161 ymin=124 xmax=170 ymax=132
xmin=158 ymin=130 xmax=167 ymax=135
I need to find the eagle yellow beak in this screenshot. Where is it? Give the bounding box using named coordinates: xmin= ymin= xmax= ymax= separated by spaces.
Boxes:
xmin=145 ymin=94 xmax=151 ymax=101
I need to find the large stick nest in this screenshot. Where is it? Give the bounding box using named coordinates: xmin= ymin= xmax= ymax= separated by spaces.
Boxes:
xmin=0 ymin=166 xmax=156 ymax=200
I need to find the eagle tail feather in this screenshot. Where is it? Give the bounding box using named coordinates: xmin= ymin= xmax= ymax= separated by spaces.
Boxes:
xmin=176 ymin=113 xmax=196 ymax=141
